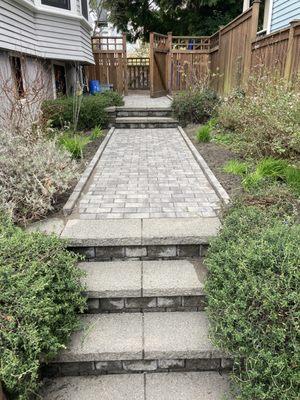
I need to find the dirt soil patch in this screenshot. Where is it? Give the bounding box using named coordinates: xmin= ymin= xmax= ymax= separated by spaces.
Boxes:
xmin=51 ymin=129 xmax=108 ymax=217
xmin=185 ymin=124 xmax=243 ymax=197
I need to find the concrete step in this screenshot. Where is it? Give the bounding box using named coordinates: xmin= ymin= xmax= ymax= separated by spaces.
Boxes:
xmin=114 ymin=117 xmax=179 ymax=129
xmin=41 ymin=371 xmax=231 ymax=399
xmin=116 ymin=107 xmax=172 ymax=118
xmin=44 ymin=312 xmax=232 ymax=377
xmin=79 ymin=260 xmax=207 ymax=313
xmin=62 ymin=217 xmax=220 ymax=261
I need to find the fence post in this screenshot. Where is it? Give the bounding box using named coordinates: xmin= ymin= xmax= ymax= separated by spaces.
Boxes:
xmin=149 ymin=32 xmax=154 ymax=97
xmin=122 ymin=32 xmax=128 ymax=95
xmin=166 ymin=32 xmax=172 ymax=94
xmin=243 ymin=0 xmax=260 ymax=85
xmin=284 ymin=20 xmax=297 ymax=81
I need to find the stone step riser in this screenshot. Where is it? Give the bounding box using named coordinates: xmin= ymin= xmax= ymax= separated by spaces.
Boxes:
xmin=86 ymin=295 xmax=207 ymax=314
xmin=43 ymin=357 xmax=233 ymax=378
xmin=68 ymin=244 xmax=208 ymax=261
xmin=116 ymin=111 xmax=172 ymax=118
xmin=113 ymin=122 xmax=178 ymax=129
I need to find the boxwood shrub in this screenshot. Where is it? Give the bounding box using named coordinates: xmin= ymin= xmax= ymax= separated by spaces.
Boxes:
xmin=42 ymin=91 xmax=124 ymax=130
xmin=205 ymin=206 xmax=299 ymax=400
xmin=0 ymin=213 xmax=86 ymax=399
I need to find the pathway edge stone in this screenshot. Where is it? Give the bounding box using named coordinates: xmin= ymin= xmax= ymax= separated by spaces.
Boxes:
xmin=63 ymin=127 xmax=116 ymax=216
xmin=178 ymin=126 xmax=230 ymax=205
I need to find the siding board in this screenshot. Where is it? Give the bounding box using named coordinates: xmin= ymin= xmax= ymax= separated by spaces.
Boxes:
xmin=0 ymin=0 xmax=93 ymax=64
xmin=271 ymin=0 xmax=300 ymax=32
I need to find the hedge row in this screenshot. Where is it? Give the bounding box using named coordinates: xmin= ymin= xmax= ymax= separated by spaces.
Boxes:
xmin=42 ymin=91 xmax=123 ymax=130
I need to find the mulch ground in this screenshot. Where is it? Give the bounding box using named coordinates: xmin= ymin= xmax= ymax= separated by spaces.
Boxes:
xmin=51 ymin=129 xmax=108 ymax=217
xmin=185 ymin=124 xmax=243 ymax=198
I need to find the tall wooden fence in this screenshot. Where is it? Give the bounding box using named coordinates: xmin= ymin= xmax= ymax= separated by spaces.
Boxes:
xmin=149 ymin=33 xmax=170 ymax=97
xmin=86 ymin=35 xmax=128 ymax=95
xmin=149 ymin=1 xmax=300 ymax=96
xmin=86 ymin=2 xmax=299 ymax=97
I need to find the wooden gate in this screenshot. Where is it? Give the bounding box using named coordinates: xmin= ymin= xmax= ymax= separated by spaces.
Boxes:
xmin=127 ymin=57 xmax=150 ymax=90
xmin=149 ymin=33 xmax=170 ymax=97
xmin=87 ymin=35 xmax=128 ymax=95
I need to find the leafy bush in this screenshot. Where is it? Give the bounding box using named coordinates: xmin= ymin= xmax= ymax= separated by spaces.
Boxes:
xmin=59 ymin=133 xmax=91 ymax=159
xmin=42 ymin=91 xmax=123 ymax=130
xmin=205 ymin=206 xmax=299 ymax=400
xmin=217 ymin=77 xmax=300 ymax=159
xmin=0 ymin=213 xmax=85 ymax=399
xmin=0 ymin=131 xmax=78 ymax=225
xmin=172 ymin=87 xmax=219 ymax=125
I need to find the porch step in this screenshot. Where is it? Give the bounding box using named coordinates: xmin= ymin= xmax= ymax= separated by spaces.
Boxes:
xmin=41 ymin=372 xmax=231 ymax=399
xmin=114 ymin=117 xmax=179 ymax=129
xmin=43 ymin=312 xmax=232 ymax=377
xmin=79 ymin=260 xmax=207 ymax=313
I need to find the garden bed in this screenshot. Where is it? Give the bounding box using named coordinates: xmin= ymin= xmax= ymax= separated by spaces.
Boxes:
xmin=50 ymin=129 xmax=109 ymax=217
xmin=185 ymin=124 xmax=243 ymax=198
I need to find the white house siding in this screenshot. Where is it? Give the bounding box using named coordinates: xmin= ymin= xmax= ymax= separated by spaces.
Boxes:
xmin=0 ymin=0 xmax=94 ymax=64
xmin=270 ymin=0 xmax=300 ymax=32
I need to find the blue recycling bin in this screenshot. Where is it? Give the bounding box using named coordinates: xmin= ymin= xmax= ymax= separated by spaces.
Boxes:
xmin=89 ymin=80 xmax=101 ymax=95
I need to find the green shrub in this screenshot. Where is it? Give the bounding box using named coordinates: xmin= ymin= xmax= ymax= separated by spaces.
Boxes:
xmin=223 ymin=160 xmax=248 ymax=175
xmin=0 ymin=131 xmax=78 ymax=225
xmin=0 ymin=213 xmax=85 ymax=399
xmin=42 ymin=91 xmax=123 ymax=130
xmin=217 ymin=76 xmax=300 ymax=159
xmin=59 ymin=133 xmax=90 ymax=159
xmin=90 ymin=125 xmax=104 ymax=140
xmin=172 ymin=87 xmax=219 ymax=125
xmin=224 ymin=157 xmax=300 ymax=195
xmin=196 ymin=124 xmax=211 ymax=142
xmin=205 ymin=206 xmax=299 ymax=400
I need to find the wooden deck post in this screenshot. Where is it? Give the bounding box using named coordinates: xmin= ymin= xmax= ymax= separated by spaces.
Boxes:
xmin=243 ymin=0 xmax=260 ymax=85
xmin=284 ymin=20 xmax=297 ymax=81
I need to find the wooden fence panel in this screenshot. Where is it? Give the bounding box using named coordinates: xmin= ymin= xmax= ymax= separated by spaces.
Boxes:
xmin=150 ymin=33 xmax=170 ymax=97
xmin=127 ymin=57 xmax=150 ymax=90
xmin=291 ymin=23 xmax=300 ymax=79
xmin=251 ymin=28 xmax=290 ymax=77
xmin=86 ymin=35 xmax=128 ymax=95
xmin=170 ymin=37 xmax=210 ymax=92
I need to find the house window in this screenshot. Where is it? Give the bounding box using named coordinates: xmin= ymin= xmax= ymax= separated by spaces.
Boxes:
xmin=10 ymin=56 xmax=24 ymax=98
xmin=81 ymin=0 xmax=88 ymax=20
xmin=41 ymin=0 xmax=71 ymax=10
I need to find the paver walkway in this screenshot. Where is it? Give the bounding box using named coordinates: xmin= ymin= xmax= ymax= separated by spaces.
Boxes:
xmin=78 ymin=128 xmax=220 ymax=220
xmin=67 ymin=94 xmax=224 ymax=221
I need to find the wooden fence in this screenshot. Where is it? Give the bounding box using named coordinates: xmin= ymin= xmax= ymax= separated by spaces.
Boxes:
xmin=86 ymin=1 xmax=299 ymax=97
xmin=149 ymin=1 xmax=300 ymax=96
xmin=127 ymin=57 xmax=150 ymax=90
xmin=86 ymin=34 xmax=128 ymax=95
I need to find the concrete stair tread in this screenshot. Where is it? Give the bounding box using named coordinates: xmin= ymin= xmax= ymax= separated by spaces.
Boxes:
xmin=61 ymin=217 xmax=220 ymax=246
xmin=79 ymin=259 xmax=206 ymax=298
xmin=115 ymin=117 xmax=178 ymax=122
xmin=41 ymin=372 xmax=231 ymax=400
xmin=53 ymin=312 xmax=224 ymax=363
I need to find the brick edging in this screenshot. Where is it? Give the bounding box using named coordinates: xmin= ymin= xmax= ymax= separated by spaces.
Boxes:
xmin=63 ymin=127 xmax=115 ymax=216
xmin=177 ymin=126 xmax=230 ymax=205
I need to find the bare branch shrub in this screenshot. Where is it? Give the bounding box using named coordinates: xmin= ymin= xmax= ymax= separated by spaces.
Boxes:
xmin=0 ymin=56 xmax=53 ymax=136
